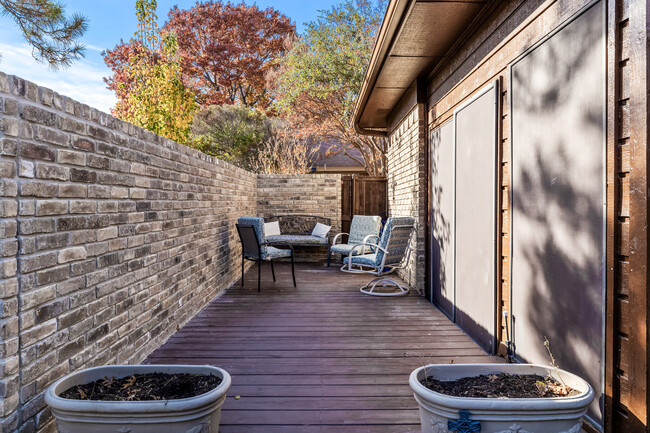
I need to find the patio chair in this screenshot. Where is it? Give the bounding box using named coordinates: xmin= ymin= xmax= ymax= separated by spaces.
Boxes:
xmin=341 ymin=216 xmax=416 ymax=297
xmin=328 ymin=215 xmax=382 ymax=267
xmin=236 ymin=217 xmax=296 ymax=293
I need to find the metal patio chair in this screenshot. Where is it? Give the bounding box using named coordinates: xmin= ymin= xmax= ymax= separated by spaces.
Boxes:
xmin=328 ymin=215 xmax=382 ymax=267
xmin=341 ymin=216 xmax=416 ymax=296
xmin=236 ymin=219 xmax=296 ymax=293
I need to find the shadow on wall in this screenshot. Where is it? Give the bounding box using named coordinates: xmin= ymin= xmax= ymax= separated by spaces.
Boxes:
xmin=219 ymin=223 xmax=231 ymax=278
xmin=429 ymin=126 xmax=452 ymax=317
xmin=511 ymin=1 xmax=605 ymax=423
xmin=513 ymin=143 xmax=603 ymax=372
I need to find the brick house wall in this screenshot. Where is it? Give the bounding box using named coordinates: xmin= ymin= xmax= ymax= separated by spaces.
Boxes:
xmin=386 ymin=107 xmax=427 ymax=293
xmin=0 ymin=72 xmax=341 ymax=433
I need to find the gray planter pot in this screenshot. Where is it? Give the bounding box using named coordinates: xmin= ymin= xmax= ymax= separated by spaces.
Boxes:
xmin=409 ymin=363 xmax=594 ymax=433
xmin=46 ymin=364 xmax=231 ymax=433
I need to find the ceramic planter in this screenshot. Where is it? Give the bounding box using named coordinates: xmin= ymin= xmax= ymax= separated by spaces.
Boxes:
xmin=46 ymin=364 xmax=231 ymax=433
xmin=409 ymin=363 xmax=594 ymax=433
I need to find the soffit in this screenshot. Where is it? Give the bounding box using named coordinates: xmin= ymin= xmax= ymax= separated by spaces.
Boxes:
xmin=356 ymin=0 xmax=486 ymax=131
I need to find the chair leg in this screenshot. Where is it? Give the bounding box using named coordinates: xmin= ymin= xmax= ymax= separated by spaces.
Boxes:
xmin=291 ymin=252 xmax=296 ymax=287
xmin=257 ymin=260 xmax=261 ymax=293
xmin=241 ymin=256 xmax=244 ymax=287
xmin=327 ymin=247 xmax=331 ymax=267
xmin=360 ymin=277 xmax=409 ymax=297
xmin=270 ymin=259 xmax=276 ymax=282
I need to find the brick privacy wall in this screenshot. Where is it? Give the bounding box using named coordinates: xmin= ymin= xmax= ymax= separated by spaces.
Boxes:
xmin=387 ymin=107 xmax=426 ymax=292
xmin=0 ymin=73 xmax=260 ymax=433
xmin=257 ymin=174 xmax=342 ymax=262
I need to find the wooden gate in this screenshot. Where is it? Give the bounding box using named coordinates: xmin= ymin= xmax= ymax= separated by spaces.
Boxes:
xmin=341 ymin=176 xmax=387 ymax=234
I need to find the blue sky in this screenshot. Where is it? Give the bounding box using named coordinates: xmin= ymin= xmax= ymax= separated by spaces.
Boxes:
xmin=0 ymin=1 xmax=341 ymax=113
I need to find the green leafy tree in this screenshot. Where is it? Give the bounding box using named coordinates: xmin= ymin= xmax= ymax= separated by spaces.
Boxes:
xmin=110 ymin=0 xmax=197 ymax=143
xmin=0 ymin=0 xmax=88 ymax=69
xmin=271 ymin=0 xmax=387 ymax=176
xmin=189 ymin=104 xmax=272 ymax=169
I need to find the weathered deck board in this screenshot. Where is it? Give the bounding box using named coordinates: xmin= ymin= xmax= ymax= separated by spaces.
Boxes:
xmin=146 ymin=263 xmax=500 ymax=432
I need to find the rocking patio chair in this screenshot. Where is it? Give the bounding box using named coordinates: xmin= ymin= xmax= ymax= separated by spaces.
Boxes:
xmin=328 ymin=215 xmax=382 ymax=267
xmin=341 ymin=216 xmax=416 ymax=297
xmin=236 ymin=218 xmax=296 ymax=293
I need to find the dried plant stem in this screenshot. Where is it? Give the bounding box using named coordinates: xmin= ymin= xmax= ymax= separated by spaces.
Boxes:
xmin=253 ymin=133 xmax=316 ymax=174
xmin=544 ymin=336 xmax=566 ymax=386
xmin=417 ymin=350 xmax=437 ymax=387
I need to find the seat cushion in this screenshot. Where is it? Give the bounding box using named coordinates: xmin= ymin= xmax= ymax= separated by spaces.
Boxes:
xmin=267 ymin=235 xmax=328 ymax=246
xmin=343 ymin=253 xmax=378 ymax=267
xmin=264 ymin=246 xmax=292 ymax=260
xmin=330 ymin=243 xmax=373 ymax=255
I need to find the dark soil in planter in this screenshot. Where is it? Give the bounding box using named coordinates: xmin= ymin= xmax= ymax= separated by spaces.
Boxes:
xmin=60 ymin=373 xmax=222 ymax=401
xmin=421 ymin=372 xmax=580 ymax=398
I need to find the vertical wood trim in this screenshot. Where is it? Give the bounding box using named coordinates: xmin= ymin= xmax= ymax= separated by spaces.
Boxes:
xmin=341 ymin=176 xmax=353 ymax=235
xmin=605 ymin=1 xmax=618 ymax=431
xmin=494 ymin=76 xmax=504 ymax=353
xmin=352 ymin=174 xmax=359 ymax=221
xmin=624 ymin=0 xmax=648 ymax=429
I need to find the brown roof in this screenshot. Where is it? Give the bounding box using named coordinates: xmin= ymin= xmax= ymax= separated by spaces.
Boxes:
xmin=309 ymin=140 xmax=366 ymax=169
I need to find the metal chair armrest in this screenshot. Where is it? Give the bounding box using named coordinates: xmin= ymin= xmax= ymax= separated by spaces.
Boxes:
xmin=344 ymin=243 xmax=387 ymax=271
xmin=363 ymin=234 xmax=379 ymax=243
xmin=332 ymin=233 xmax=349 ymax=246
xmin=349 ymin=242 xmax=386 ymax=255
xmin=362 ymin=234 xmax=380 ymax=252
xmin=266 ymin=241 xmax=294 ymax=251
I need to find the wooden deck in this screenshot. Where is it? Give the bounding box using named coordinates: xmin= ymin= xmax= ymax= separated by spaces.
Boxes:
xmin=146 ymin=263 xmax=500 ymax=433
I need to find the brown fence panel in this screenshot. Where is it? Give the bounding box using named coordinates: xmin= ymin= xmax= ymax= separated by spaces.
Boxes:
xmin=341 ymin=176 xmax=353 ymax=234
xmin=341 ymin=176 xmax=387 ymax=234
xmin=353 ymin=176 xmax=387 ymax=217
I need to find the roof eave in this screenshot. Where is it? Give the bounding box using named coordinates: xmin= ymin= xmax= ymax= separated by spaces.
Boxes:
xmin=352 ymin=0 xmax=413 ymax=137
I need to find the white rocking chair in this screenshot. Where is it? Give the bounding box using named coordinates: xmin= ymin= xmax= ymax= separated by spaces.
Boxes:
xmin=340 ymin=216 xmax=416 ymax=296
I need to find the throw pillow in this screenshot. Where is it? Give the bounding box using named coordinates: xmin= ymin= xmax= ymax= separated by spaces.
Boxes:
xmin=311 ymin=222 xmax=331 ymax=238
xmin=264 ymin=221 xmax=281 ymax=237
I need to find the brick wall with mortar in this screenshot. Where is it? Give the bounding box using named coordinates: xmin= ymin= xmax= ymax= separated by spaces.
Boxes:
xmin=256 ymin=174 xmax=342 ymax=262
xmin=0 ymin=72 xmax=263 ymax=433
xmin=386 ymin=107 xmax=427 ymax=293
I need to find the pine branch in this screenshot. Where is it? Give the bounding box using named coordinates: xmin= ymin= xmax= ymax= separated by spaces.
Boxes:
xmin=0 ymin=0 xmax=88 ymax=69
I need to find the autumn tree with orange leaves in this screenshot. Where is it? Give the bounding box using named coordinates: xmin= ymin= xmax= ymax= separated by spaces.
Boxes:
xmin=165 ymin=1 xmax=295 ymax=109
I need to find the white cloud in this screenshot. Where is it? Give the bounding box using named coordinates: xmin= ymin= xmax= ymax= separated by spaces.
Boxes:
xmin=84 ymin=44 xmax=107 ymax=53
xmin=0 ymin=41 xmax=116 ymax=113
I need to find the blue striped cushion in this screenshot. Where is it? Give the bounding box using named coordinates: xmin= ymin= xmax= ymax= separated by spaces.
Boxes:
xmin=343 ymin=253 xmax=378 ymax=267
